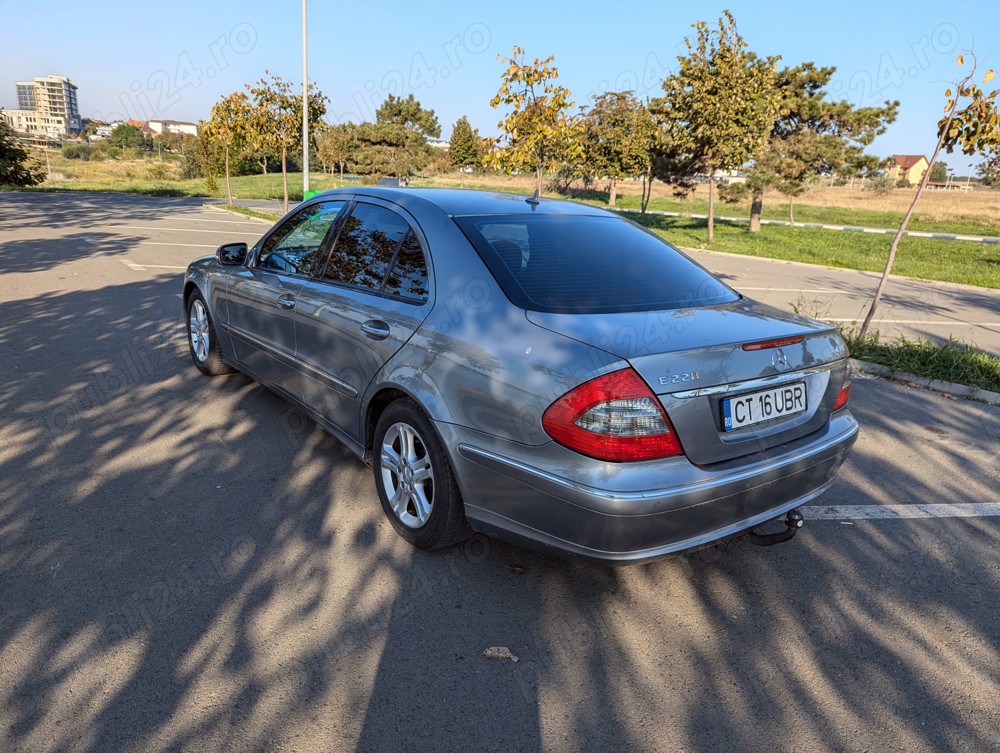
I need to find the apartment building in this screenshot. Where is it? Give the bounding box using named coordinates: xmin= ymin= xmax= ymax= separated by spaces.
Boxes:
xmin=1 ymin=75 xmax=82 ymax=138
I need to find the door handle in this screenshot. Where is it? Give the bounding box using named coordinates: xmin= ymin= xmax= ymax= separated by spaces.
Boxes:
xmin=277 ymin=294 xmax=296 ymax=310
xmin=361 ymin=320 xmax=390 ymax=340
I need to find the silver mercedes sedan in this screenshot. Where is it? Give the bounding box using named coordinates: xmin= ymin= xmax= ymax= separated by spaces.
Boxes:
xmin=183 ymin=188 xmax=857 ymax=563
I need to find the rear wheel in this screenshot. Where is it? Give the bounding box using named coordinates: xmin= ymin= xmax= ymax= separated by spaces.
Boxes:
xmin=186 ymin=291 xmax=233 ymax=376
xmin=373 ymin=401 xmax=468 ymax=549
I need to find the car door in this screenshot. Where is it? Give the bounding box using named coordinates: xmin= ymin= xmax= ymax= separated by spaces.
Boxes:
xmin=225 ymin=200 xmax=347 ymax=396
xmin=293 ymin=199 xmax=433 ymax=443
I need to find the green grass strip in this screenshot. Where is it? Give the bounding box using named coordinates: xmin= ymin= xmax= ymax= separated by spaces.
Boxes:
xmin=843 ymin=332 xmax=1000 ymax=392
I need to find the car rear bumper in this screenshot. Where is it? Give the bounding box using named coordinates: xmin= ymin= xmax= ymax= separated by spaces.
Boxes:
xmin=441 ymin=412 xmax=858 ymax=564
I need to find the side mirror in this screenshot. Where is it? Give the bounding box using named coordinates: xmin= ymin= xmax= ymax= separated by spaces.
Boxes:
xmin=217 ymin=242 xmax=248 ymax=266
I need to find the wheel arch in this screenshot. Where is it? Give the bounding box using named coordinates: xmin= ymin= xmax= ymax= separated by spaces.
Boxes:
xmin=363 ymin=386 xmax=415 ymax=462
xmin=182 ymin=280 xmax=201 ymax=308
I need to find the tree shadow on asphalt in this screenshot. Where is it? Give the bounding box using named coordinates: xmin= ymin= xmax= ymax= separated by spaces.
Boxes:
xmin=0 ymin=191 xmax=210 ymax=233
xmin=0 ymin=258 xmax=998 ymax=749
xmin=0 ymin=233 xmax=146 ymax=274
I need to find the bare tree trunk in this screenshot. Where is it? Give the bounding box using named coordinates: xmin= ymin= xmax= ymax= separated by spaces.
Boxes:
xmin=535 ymin=166 xmax=544 ymax=197
xmin=640 ymin=172 xmax=653 ymax=213
xmin=748 ymin=187 xmax=763 ymax=233
xmin=224 ymin=144 xmax=233 ymax=206
xmin=608 ymin=178 xmax=617 ymax=207
xmin=707 ymin=172 xmax=716 ymax=244
xmin=281 ymin=146 xmax=289 ymax=214
xmin=858 ymin=104 xmax=959 ymax=341
xmin=788 ymin=195 xmax=795 ymax=226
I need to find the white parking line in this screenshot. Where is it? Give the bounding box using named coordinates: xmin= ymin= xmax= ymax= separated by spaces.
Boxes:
xmin=824 ymin=318 xmax=1000 ymax=326
xmin=118 ymin=258 xmax=187 ymax=270
xmin=168 ymin=216 xmax=266 ymax=225
xmin=807 ymin=503 xmax=1000 ymax=520
xmin=739 ymin=287 xmax=861 ymax=294
xmin=135 ymin=241 xmax=219 ymax=248
xmin=109 ymin=225 xmax=261 ymax=236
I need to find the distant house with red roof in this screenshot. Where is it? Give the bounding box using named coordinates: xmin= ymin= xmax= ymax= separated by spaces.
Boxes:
xmin=126 ymin=119 xmax=157 ymax=135
xmin=148 ymin=119 xmax=198 ymax=136
xmin=886 ymin=154 xmax=929 ymax=185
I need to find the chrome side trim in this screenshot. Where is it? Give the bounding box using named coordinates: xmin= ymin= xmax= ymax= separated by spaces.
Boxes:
xmin=668 ymin=360 xmax=841 ymax=398
xmin=223 ymin=323 xmax=358 ymax=397
xmin=223 ymin=323 xmax=296 ymax=365
xmin=294 ymin=357 xmax=359 ymax=397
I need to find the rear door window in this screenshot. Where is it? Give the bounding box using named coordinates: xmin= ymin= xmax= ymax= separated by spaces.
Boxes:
xmin=321 ymin=202 xmax=429 ymax=302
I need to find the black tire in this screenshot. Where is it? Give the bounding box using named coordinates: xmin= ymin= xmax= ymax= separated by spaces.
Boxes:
xmin=373 ymin=400 xmax=469 ymax=550
xmin=186 ymin=290 xmax=234 ymax=376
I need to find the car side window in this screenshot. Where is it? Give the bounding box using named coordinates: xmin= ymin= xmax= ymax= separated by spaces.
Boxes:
xmin=383 ymin=231 xmax=429 ymax=301
xmin=322 ymin=202 xmax=429 ymax=302
xmin=257 ymin=201 xmax=345 ymax=276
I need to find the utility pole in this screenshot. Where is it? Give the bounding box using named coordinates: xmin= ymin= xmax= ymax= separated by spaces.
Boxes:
xmin=302 ymin=0 xmax=309 ymax=197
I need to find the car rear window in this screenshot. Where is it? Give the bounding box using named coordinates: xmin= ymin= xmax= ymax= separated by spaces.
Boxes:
xmin=454 ymin=214 xmax=739 ymax=314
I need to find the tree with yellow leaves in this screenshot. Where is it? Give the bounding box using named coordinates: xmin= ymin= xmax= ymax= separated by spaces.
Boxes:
xmin=484 ymin=46 xmax=583 ymax=196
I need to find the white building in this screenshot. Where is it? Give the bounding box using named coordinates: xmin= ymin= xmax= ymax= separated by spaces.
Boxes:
xmin=1 ymin=75 xmax=81 ymax=137
xmin=147 ymin=119 xmax=198 ymax=136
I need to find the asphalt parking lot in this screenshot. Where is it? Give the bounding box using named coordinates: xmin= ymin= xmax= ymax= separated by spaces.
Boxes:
xmin=1 ymin=191 xmax=998 ymax=753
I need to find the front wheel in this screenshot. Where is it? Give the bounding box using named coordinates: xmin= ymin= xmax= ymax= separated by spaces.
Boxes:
xmin=186 ymin=291 xmax=233 ymax=376
xmin=373 ymin=401 xmax=468 ymax=550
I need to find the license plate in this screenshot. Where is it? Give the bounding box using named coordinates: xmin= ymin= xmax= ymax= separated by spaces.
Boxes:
xmin=722 ymin=382 xmax=806 ymax=431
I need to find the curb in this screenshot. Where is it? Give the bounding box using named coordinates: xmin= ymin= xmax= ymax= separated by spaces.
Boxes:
xmin=201 ymin=202 xmax=276 ymax=224
xmin=850 ymin=358 xmax=1000 ymax=406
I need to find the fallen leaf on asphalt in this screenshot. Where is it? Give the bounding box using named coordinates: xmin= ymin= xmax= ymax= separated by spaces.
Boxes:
xmin=482 ymin=646 xmax=518 ymax=662
xmin=509 ymin=563 xmax=525 ymax=575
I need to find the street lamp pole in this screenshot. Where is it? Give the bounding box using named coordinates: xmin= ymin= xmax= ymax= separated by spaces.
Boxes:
xmin=302 ymin=0 xmax=309 ymax=196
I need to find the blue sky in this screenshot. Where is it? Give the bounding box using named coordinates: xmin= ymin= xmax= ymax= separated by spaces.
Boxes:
xmin=1 ymin=0 xmax=994 ymax=172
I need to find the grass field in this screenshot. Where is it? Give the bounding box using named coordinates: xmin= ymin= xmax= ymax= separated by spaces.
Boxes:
xmin=15 ymin=153 xmax=1000 ymax=290
xmin=630 ymin=214 xmax=1000 ymax=289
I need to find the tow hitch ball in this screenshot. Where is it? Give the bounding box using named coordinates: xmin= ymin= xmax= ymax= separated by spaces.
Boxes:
xmin=748 ymin=508 xmax=804 ymax=547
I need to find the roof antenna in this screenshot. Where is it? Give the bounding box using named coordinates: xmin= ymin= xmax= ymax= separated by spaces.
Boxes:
xmin=526 ymin=184 xmax=541 ymax=207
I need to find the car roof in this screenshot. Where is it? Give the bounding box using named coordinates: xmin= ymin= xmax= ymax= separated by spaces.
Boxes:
xmin=308 ymin=186 xmax=615 ymax=218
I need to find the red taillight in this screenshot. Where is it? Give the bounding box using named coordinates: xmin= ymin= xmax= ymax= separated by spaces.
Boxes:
xmin=542 ymin=368 xmax=684 ymax=462
xmin=833 ymin=362 xmax=852 ymax=411
xmin=833 ymin=382 xmax=851 ymax=411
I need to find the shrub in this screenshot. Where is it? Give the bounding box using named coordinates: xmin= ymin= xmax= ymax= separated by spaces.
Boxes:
xmin=717 ymin=181 xmax=750 ymax=205
xmin=145 ymin=162 xmax=172 ymax=181
xmin=63 ymin=144 xmax=94 ymax=160
xmin=864 ymin=173 xmax=895 ymax=196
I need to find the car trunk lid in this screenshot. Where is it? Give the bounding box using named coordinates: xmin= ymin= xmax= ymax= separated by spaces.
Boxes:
xmin=527 ymin=299 xmax=851 ymax=465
